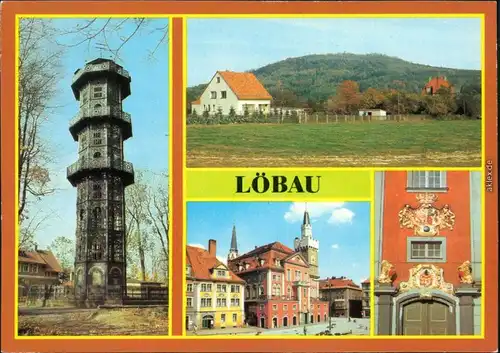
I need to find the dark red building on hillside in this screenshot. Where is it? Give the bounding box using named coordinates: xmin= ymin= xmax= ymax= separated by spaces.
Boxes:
xmin=227 ymin=210 xmax=329 ymax=329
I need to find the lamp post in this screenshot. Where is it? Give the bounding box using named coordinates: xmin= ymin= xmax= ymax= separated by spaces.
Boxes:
xmin=328 ymin=280 xmax=332 ymax=328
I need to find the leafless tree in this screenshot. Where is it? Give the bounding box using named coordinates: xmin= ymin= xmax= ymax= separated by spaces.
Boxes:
xmin=57 ymin=18 xmax=169 ymax=63
xmin=18 ymin=19 xmax=62 ymax=248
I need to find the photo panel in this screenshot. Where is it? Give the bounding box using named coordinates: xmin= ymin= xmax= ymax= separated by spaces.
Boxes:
xmin=185 ymin=17 xmax=483 ymax=168
xmin=16 ymin=17 xmax=171 ymax=337
xmin=373 ymin=170 xmax=483 ymax=337
xmin=183 ymin=170 xmax=372 ymax=337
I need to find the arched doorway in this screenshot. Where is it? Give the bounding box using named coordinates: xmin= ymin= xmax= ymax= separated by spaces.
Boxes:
xmin=317 ymin=314 xmax=320 ymax=323
xmin=310 ymin=315 xmax=314 ymax=323
xmin=202 ymin=315 xmax=214 ymax=329
xmin=293 ymin=316 xmax=297 ymax=326
xmin=283 ymin=317 xmax=288 ymax=327
xmin=273 ymin=317 xmax=278 ymax=328
xmin=400 ymin=299 xmax=456 ymax=335
xmin=260 ymin=317 xmax=265 ymax=328
xmin=185 ymin=316 xmax=190 ymax=330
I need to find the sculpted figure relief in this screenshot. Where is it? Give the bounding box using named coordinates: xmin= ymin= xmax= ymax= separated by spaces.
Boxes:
xmin=458 ymin=260 xmax=474 ymax=284
xmin=378 ymin=260 xmax=396 ymax=284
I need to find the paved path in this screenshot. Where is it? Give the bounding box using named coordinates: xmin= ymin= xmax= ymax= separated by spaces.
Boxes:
xmin=189 ymin=318 xmax=370 ymax=336
xmin=18 ymin=307 xmax=97 ymax=316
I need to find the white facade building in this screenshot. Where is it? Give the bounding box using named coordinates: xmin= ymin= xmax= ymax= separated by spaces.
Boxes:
xmin=358 ymin=109 xmax=387 ymax=118
xmin=191 ymin=71 xmax=272 ymax=116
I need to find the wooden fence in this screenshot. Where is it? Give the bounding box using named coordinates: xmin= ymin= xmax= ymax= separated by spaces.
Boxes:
xmin=186 ymin=112 xmax=469 ymax=126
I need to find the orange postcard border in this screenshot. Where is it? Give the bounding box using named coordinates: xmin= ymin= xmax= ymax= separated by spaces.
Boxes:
xmin=1 ymin=1 xmax=498 ymax=352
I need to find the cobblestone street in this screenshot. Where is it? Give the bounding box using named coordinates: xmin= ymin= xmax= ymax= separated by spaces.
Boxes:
xmin=188 ymin=318 xmax=370 ymax=336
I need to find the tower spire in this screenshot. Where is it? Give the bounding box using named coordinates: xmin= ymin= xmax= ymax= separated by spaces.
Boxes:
xmin=303 ymin=203 xmax=311 ymax=226
xmin=228 ymin=224 xmax=239 ymax=261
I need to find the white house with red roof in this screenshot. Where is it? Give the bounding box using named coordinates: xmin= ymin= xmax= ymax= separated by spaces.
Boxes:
xmin=191 ymin=71 xmax=272 ymax=116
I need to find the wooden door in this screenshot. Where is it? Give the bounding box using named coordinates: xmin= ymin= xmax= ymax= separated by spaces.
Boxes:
xmin=402 ymin=300 xmax=454 ymax=335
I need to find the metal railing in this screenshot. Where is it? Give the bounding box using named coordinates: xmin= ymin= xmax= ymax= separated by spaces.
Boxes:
xmin=67 ymin=159 xmax=134 ymax=178
xmin=73 ymin=62 xmax=130 ymax=84
xmin=69 ymin=106 xmax=131 ymax=127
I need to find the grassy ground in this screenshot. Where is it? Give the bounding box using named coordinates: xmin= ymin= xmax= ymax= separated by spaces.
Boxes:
xmin=18 ymin=307 xmax=169 ymax=336
xmin=187 ymin=120 xmax=481 ymax=167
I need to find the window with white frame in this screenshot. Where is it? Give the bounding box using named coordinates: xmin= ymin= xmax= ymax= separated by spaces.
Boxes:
xmin=211 ymin=91 xmax=217 ymax=99
xmin=407 ymin=171 xmax=447 ymax=191
xmin=407 ymin=237 xmax=446 ymax=262
xmin=187 ymin=283 xmax=193 ymax=292
xmin=187 ymin=297 xmax=193 ymax=307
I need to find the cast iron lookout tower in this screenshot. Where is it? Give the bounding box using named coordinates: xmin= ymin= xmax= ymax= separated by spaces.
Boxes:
xmin=67 ymin=58 xmax=134 ymax=305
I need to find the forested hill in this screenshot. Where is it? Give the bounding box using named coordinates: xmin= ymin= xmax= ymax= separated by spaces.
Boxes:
xmin=187 ymin=53 xmax=480 ymax=105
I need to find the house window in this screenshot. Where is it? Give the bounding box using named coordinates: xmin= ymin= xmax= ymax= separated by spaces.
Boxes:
xmin=259 ymin=286 xmax=264 ymax=296
xmin=231 ymin=298 xmax=240 ymax=307
xmin=217 ymin=284 xmax=227 ymax=292
xmin=217 ymin=298 xmax=227 ymax=307
xmin=187 ymin=297 xmax=193 ymax=307
xmin=233 ymin=313 xmax=237 ymax=322
xmin=221 ymin=314 xmax=226 ymax=323
xmin=407 ymin=237 xmax=446 ymax=262
xmin=273 ymin=274 xmax=277 ymax=280
xmin=303 ymin=288 xmax=307 ymax=296
xmin=221 ymin=91 xmax=227 ymax=99
xmin=93 ymin=86 xmax=103 ymax=98
xmin=216 ymin=77 xmax=221 ymax=83
xmin=93 ymin=151 xmax=101 ymax=158
xmin=216 ymin=270 xmax=226 ymax=277
xmin=211 ymin=91 xmax=217 ymax=99
xmin=201 ymin=283 xmax=212 ymax=292
xmin=407 ymin=171 xmax=447 ymax=191
xmin=201 ymin=298 xmax=212 ymax=307
xmin=94 ymin=139 xmax=102 ymax=145
xmin=186 ymin=265 xmax=191 ymax=276
xmin=259 ymin=304 xmax=265 ymax=311
xmin=287 ymin=269 xmax=291 ymax=281
xmin=283 ymin=305 xmax=288 ymax=310
xmin=187 ymin=284 xmax=193 ymax=292
xmin=231 ymin=285 xmax=240 ymax=293
xmin=293 ymin=304 xmax=297 ymax=310
xmin=272 ymin=304 xmax=278 ymax=310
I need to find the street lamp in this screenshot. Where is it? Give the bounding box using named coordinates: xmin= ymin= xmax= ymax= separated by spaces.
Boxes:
xmin=328 ymin=280 xmax=332 ymax=328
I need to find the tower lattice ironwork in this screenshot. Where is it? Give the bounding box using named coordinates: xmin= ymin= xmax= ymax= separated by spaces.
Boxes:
xmin=67 ymin=58 xmax=134 ymax=306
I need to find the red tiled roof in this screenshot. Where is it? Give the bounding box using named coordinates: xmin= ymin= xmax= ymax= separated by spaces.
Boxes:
xmin=422 ymin=76 xmax=453 ymax=93
xmin=319 ymin=278 xmax=361 ymax=290
xmin=18 ymin=249 xmax=63 ymax=273
xmin=229 ymin=242 xmax=309 ymax=274
xmin=186 ymin=245 xmax=244 ymax=283
xmin=218 ymin=71 xmax=272 ymax=100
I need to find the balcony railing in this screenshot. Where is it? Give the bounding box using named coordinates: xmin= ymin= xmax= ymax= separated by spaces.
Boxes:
xmin=247 ymin=295 xmax=298 ymax=301
xmin=72 ymin=62 xmax=130 ymax=84
xmin=69 ymin=106 xmax=131 ymax=127
xmin=67 ymin=159 xmax=134 ymax=183
xmin=292 ymin=280 xmax=310 ymax=287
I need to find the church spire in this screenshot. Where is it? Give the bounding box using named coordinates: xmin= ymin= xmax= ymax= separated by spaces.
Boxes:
xmin=228 ymin=224 xmax=239 ymax=261
xmin=230 ymin=224 xmax=238 ymax=251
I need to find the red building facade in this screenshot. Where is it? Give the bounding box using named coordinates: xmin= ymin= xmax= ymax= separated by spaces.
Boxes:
xmin=374 ymin=171 xmax=482 ymax=336
xmin=227 ymin=211 xmax=329 ymax=329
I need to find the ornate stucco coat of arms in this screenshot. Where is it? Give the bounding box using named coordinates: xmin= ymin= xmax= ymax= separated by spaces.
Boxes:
xmin=399 ymin=264 xmax=454 ymax=295
xmin=398 ymin=193 xmax=456 ymax=236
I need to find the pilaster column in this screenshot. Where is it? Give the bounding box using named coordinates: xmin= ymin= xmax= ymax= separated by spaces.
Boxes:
xmin=374 ymin=284 xmax=397 ymax=335
xmin=456 ymin=284 xmax=481 ymax=335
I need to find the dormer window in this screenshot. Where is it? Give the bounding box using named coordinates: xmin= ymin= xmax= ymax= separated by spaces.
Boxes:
xmin=186 ymin=265 xmax=192 ymax=276
xmin=259 ymin=258 xmax=265 ymax=266
xmin=216 ymin=269 xmax=226 ymax=277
